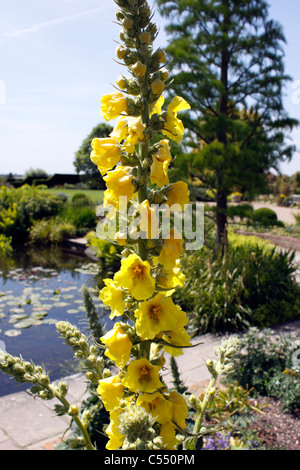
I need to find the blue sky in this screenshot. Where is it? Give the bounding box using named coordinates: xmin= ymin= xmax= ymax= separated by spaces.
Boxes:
xmin=0 ymin=0 xmax=299 ymax=176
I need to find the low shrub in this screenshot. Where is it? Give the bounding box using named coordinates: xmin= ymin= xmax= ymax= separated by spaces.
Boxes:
xmin=29 ymin=218 xmax=76 ymax=245
xmin=71 ymin=193 xmax=93 ymax=207
xmin=0 ymin=185 xmax=64 ymax=242
xmin=85 ymin=232 xmax=121 ymax=269
xmin=176 ymin=234 xmax=300 ymax=335
xmin=0 ymin=234 xmax=13 ymax=257
xmin=63 ymin=206 xmax=97 ymax=232
xmin=251 ymin=207 xmax=284 ymax=228
xmin=227 ymin=327 xmax=300 ymax=412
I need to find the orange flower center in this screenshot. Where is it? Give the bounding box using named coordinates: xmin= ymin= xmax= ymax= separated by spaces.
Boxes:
xmin=139 ymin=366 xmax=150 ymax=382
xmin=133 ymin=264 xmax=144 ymax=279
xmin=150 ymin=305 xmax=161 ymax=321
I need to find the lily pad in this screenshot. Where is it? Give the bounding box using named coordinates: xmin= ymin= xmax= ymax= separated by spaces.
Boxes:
xmin=4 ymin=329 xmax=22 ymax=337
xmin=67 ymin=309 xmax=79 ymax=314
xmin=54 ymin=302 xmax=70 ymax=308
xmin=14 ymin=319 xmax=33 ymax=329
xmin=14 ymin=313 xmax=28 ymax=320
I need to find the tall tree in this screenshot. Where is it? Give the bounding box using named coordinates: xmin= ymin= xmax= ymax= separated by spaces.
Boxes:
xmin=74 ymin=123 xmax=113 ymax=189
xmin=156 ymin=0 xmax=298 ymax=255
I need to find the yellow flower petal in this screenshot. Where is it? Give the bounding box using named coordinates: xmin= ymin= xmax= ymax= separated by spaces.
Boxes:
xmin=167 ymin=390 xmax=189 ymax=429
xmin=114 ymin=253 xmax=155 ymax=300
xmin=101 ymin=92 xmax=128 ymax=121
xmin=90 ymin=137 xmax=121 ymax=176
xmin=140 ymin=393 xmax=173 ymax=424
xmin=122 ymin=358 xmax=163 ymax=393
xmin=163 ymin=96 xmax=191 ymax=144
xmin=99 ymin=279 xmax=125 ymax=319
xmin=134 ymin=293 xmax=180 ymax=340
xmin=104 ymin=166 xmax=136 ymax=201
xmin=160 ymin=422 xmax=179 ymax=450
xmin=150 ymin=140 xmax=172 ymax=188
xmin=97 ymin=375 xmax=124 ymax=412
xmin=105 ymin=408 xmax=125 ymax=450
xmin=101 ymin=323 xmax=132 ymax=369
xmin=166 ymin=181 xmax=190 ymax=211
xmin=157 ymin=228 xmax=184 ymax=269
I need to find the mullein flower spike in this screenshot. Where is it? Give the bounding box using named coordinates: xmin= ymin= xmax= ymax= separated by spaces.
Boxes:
xmin=91 ymin=0 xmax=192 ymax=450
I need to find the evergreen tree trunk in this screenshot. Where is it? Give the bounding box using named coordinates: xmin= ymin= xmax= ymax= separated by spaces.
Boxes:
xmin=216 ymin=7 xmax=229 ymax=255
xmin=216 ymin=185 xmax=227 ymax=257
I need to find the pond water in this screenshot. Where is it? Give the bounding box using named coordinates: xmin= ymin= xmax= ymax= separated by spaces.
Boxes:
xmin=0 ymin=246 xmax=114 ymax=397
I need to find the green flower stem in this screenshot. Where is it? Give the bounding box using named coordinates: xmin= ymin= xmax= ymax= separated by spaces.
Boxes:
xmin=137 ymin=102 xmax=150 ymax=261
xmin=44 ymin=383 xmax=96 ymax=451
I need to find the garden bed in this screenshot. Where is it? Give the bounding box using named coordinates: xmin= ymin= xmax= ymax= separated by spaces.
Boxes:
xmin=249 ymin=396 xmax=300 ymax=450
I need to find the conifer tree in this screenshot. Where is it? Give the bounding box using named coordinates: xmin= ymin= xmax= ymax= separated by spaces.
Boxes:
xmin=156 ymin=0 xmax=298 ymax=254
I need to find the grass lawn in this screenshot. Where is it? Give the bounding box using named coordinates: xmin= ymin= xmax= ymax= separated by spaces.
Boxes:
xmin=46 ymin=188 xmax=104 ymax=204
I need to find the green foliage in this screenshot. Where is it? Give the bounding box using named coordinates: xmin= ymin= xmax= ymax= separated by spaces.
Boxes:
xmin=28 ymin=218 xmax=76 ymax=245
xmin=0 ymin=234 xmax=13 ymax=257
xmin=71 ymin=192 xmax=93 ymax=207
xmin=176 ymin=234 xmax=300 ymax=335
xmin=157 ymin=0 xmax=299 ymax=251
xmin=24 ymin=168 xmax=49 ymax=179
xmin=62 ymin=206 xmax=97 ymax=232
xmin=85 ymin=232 xmax=122 ymax=269
xmin=251 ymin=207 xmax=284 ymax=228
xmin=0 ymin=185 xmax=64 ymax=242
xmin=228 ymin=328 xmax=300 ymax=412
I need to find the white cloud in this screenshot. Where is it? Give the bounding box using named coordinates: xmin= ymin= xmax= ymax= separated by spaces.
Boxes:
xmin=2 ymin=6 xmax=112 ymax=39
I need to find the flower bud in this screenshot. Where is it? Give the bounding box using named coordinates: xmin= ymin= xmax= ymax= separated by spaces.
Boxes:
xmin=156 ymin=49 xmax=166 ymax=63
xmin=132 ymin=61 xmax=147 ymax=79
xmin=68 ymin=404 xmax=79 ymax=416
xmin=151 ymin=78 xmax=165 ymax=96
xmin=139 ymin=30 xmax=151 ymax=44
xmin=116 ymin=75 xmax=128 ymax=90
xmin=123 ymin=16 xmax=134 ymax=30
xmin=116 ymin=45 xmax=127 ymax=60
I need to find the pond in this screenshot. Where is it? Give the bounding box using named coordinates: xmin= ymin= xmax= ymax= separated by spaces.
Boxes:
xmin=0 ymin=245 xmax=114 ymax=397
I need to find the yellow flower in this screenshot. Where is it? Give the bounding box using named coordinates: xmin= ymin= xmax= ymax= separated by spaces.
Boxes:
xmin=122 ymin=358 xmax=163 ymax=393
xmin=138 ymin=392 xmax=173 ymax=424
xmin=134 ymin=293 xmax=180 ymax=340
xmin=104 ymin=166 xmax=136 ymax=201
xmin=137 ymin=199 xmax=160 ymax=240
xmin=157 ymin=229 xmax=184 ymax=269
xmin=166 ymin=181 xmax=190 ymax=211
xmin=100 ymin=323 xmax=132 ymax=369
xmin=114 ymin=253 xmax=155 ymax=300
xmin=105 ymin=407 xmax=125 ymax=450
xmin=156 ymin=260 xmax=186 ymax=295
xmin=90 ymin=137 xmax=121 ymax=176
xmin=162 ymin=326 xmax=191 ymax=357
xmin=103 ymin=188 xmax=118 ymax=219
xmin=160 ymin=422 xmax=179 ymax=450
xmin=124 ymin=116 xmax=146 ymax=153
xmin=110 ymin=116 xmax=146 ymax=153
xmin=110 ymin=116 xmax=129 ymax=143
xmin=99 ymin=279 xmax=125 ymax=319
xmin=97 ymin=375 xmax=124 ymax=412
xmin=101 ymin=92 xmax=128 ymax=121
xmin=150 ymin=95 xmax=164 ymax=116
xmin=163 ymin=96 xmax=191 ymax=144
xmin=150 ymin=140 xmax=172 ymax=187
xmin=167 ymin=390 xmax=188 ymax=429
